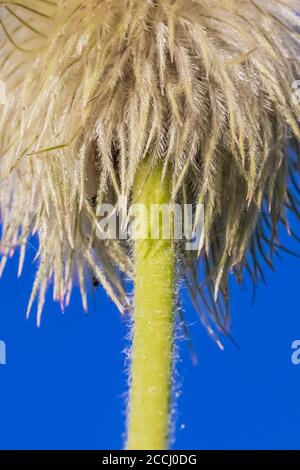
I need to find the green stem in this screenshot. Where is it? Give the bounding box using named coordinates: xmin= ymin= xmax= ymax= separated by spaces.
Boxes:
xmin=126 ymin=160 xmax=175 ymax=450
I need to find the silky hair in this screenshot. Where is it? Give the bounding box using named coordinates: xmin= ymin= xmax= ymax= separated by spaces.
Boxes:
xmin=0 ymin=0 xmax=299 ymax=339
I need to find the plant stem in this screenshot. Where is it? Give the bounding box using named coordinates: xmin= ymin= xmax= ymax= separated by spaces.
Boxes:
xmin=126 ymin=160 xmax=175 ymax=450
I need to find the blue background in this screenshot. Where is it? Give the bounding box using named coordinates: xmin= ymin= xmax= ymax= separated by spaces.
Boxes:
xmin=0 ymin=228 xmax=300 ymax=450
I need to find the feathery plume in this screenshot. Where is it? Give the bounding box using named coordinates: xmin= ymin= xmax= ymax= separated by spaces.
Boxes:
xmin=0 ymin=0 xmax=299 ymax=338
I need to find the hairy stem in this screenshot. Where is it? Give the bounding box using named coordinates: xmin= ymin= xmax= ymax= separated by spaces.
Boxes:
xmin=126 ymin=160 xmax=175 ymax=450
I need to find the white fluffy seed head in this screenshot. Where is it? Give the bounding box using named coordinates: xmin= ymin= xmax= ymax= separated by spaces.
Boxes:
xmin=0 ymin=0 xmax=300 ymax=334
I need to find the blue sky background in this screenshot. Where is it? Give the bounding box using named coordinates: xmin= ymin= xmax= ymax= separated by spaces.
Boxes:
xmin=0 ymin=226 xmax=300 ymax=450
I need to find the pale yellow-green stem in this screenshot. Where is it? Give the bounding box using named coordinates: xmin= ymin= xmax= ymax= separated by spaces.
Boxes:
xmin=126 ymin=161 xmax=176 ymax=450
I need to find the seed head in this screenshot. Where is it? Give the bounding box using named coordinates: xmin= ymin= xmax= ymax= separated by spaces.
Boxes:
xmin=0 ymin=1 xmax=299 ymax=336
